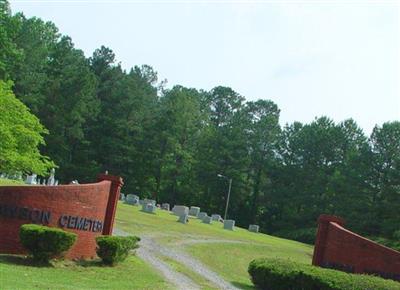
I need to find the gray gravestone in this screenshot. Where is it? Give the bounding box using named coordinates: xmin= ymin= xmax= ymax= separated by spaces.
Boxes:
xmin=202 ymin=215 xmax=212 ymax=224
xmin=172 ymin=205 xmax=189 ymax=216
xmin=161 ymin=203 xmax=170 ymax=211
xmin=125 ymin=194 xmax=139 ymax=205
xmin=211 ymin=214 xmax=222 ymax=222
xmin=224 ymin=220 xmax=235 ymax=230
xmin=119 ymin=193 xmax=126 ymax=201
xmin=248 ymin=224 xmax=259 ymax=233
xmin=144 ymin=199 xmax=156 ymax=206
xmin=189 ymin=206 xmax=200 ymax=217
xmin=197 ymin=212 xmax=207 ymax=220
xmin=178 ymin=214 xmax=188 ymax=224
xmin=142 ymin=203 xmax=157 ymax=213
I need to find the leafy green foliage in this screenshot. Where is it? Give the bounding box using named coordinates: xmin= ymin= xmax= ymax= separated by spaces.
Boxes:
xmin=248 ymin=258 xmax=400 ymax=290
xmin=19 ymin=224 xmax=77 ymax=263
xmin=96 ymin=235 xmax=140 ymax=265
xmin=1 ymin=0 xmax=399 ymax=244
xmin=0 ymin=80 xmax=54 ymax=175
xmin=273 ymin=228 xmax=316 ymax=245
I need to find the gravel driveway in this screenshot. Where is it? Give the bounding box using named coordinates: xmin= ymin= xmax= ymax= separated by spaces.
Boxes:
xmin=113 ymin=228 xmax=240 ymax=290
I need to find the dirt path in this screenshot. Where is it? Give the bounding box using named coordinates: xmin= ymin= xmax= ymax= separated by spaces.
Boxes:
xmin=113 ymin=228 xmax=240 ymax=290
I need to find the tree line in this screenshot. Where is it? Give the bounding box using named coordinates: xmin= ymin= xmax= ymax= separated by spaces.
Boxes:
xmin=1 ymin=1 xmax=399 ymax=245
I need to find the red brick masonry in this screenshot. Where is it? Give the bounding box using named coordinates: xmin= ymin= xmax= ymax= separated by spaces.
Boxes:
xmin=0 ymin=174 xmax=123 ymax=259
xmin=312 ymin=214 xmax=400 ymax=281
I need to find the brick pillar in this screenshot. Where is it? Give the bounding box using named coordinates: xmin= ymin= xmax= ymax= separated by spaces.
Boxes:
xmin=312 ymin=214 xmax=345 ymax=266
xmin=97 ymin=173 xmax=124 ymax=235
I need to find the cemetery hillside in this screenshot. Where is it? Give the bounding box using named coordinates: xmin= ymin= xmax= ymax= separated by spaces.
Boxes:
xmin=1 ymin=0 xmax=400 ymax=289
xmin=1 ymin=198 xmax=399 ymax=289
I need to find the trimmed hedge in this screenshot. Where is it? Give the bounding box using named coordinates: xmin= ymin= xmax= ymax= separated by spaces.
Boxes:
xmin=248 ymin=258 xmax=400 ymax=290
xmin=19 ymin=224 xmax=77 ymax=263
xmin=96 ymin=235 xmax=140 ymax=265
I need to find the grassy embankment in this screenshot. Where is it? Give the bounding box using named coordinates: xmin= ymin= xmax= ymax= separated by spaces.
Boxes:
xmin=0 ymin=178 xmax=25 ymax=185
xmin=115 ymin=202 xmax=313 ymax=289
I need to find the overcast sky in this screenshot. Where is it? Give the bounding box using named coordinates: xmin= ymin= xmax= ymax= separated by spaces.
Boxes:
xmin=10 ymin=0 xmax=400 ymax=135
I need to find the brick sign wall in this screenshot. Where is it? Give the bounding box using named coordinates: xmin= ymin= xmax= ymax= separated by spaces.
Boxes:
xmin=0 ymin=174 xmax=123 ymax=259
xmin=312 ymin=214 xmax=400 ymax=281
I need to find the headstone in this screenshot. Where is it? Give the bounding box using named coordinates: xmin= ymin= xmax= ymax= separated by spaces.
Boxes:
xmin=161 ymin=203 xmax=170 ymax=211
xmin=248 ymin=224 xmax=259 ymax=233
xmin=197 ymin=212 xmax=207 ymax=220
xmin=42 ymin=179 xmax=47 ymax=185
xmin=211 ymin=214 xmax=222 ymax=222
xmin=172 ymin=205 xmax=189 ymax=216
xmin=224 ymin=220 xmax=235 ymax=230
xmin=202 ymin=215 xmax=212 ymax=224
xmin=25 ymin=174 xmax=37 ymax=185
xmin=47 ymin=168 xmax=56 ymax=186
xmin=189 ymin=206 xmax=200 ymax=217
xmin=142 ymin=203 xmax=157 ymax=213
xmin=178 ymin=214 xmax=188 ymax=224
xmin=144 ymin=199 xmax=156 ymax=206
xmin=119 ymin=193 xmax=126 ymax=201
xmin=125 ymin=194 xmax=139 ymax=205
xmin=54 ymin=180 xmax=59 ymax=186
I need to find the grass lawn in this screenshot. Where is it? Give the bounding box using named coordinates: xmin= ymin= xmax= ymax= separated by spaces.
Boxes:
xmin=115 ymin=202 xmax=314 ymax=289
xmin=186 ymin=243 xmax=311 ymax=289
xmin=0 ymin=178 xmax=25 ymax=186
xmin=0 ymin=255 xmax=171 ymax=290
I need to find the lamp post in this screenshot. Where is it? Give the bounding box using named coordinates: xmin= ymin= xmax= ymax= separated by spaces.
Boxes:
xmin=217 ymin=174 xmax=232 ymax=220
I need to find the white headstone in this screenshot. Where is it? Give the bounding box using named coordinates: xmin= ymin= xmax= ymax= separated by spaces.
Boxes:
xmin=25 ymin=174 xmax=37 ymax=185
xmin=189 ymin=206 xmax=200 ymax=217
xmin=161 ymin=203 xmax=170 ymax=211
xmin=202 ymin=215 xmax=212 ymax=224
xmin=248 ymin=224 xmax=259 ymax=233
xmin=224 ymin=220 xmax=235 ymax=230
xmin=47 ymin=168 xmax=55 ymax=186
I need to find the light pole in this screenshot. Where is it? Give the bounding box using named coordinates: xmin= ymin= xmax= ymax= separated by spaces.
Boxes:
xmin=217 ymin=174 xmax=232 ymax=220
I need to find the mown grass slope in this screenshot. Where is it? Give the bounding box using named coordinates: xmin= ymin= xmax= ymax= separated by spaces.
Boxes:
xmin=115 ymin=202 xmax=313 ymax=289
xmin=0 ymin=255 xmax=170 ymax=290
xmin=0 ymin=178 xmax=24 ymax=185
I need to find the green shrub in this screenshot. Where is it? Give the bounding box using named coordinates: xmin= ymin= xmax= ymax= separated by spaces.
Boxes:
xmin=19 ymin=224 xmax=77 ymax=263
xmin=393 ymin=230 xmax=400 ymax=240
xmin=96 ymin=235 xmax=140 ymax=265
xmin=273 ymin=227 xmax=316 ymax=244
xmin=248 ymin=258 xmax=400 ymax=290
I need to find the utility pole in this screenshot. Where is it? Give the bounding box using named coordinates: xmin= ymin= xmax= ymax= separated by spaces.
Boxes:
xmin=217 ymin=174 xmax=233 ymax=220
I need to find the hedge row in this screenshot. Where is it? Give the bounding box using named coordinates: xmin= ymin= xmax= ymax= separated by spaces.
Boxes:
xmin=96 ymin=235 xmax=140 ymax=265
xmin=20 ymin=224 xmax=77 ymax=263
xmin=248 ymin=258 xmax=400 ymax=290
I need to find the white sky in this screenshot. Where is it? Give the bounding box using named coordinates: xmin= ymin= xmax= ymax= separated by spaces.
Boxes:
xmin=10 ymin=0 xmax=400 ymax=135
